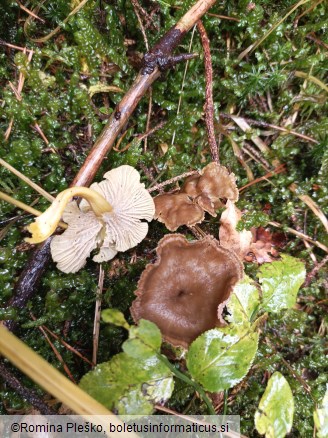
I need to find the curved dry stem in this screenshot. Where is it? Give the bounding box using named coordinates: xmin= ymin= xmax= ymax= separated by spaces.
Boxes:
xmin=25 ymin=187 xmax=113 ymax=244
xmin=0 ymin=158 xmax=54 ymax=202
xmin=0 ymin=191 xmax=67 ymax=230
xmin=0 ymin=191 xmax=42 ymax=218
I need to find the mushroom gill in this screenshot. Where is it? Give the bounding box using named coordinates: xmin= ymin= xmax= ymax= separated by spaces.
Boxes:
xmin=130 ymin=234 xmax=244 ymax=348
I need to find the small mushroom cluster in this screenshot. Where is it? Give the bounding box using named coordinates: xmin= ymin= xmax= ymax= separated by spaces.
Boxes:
xmin=154 ymin=162 xmax=238 ymax=231
xmin=131 ymin=234 xmax=243 ymax=348
xmin=26 ymin=165 xmax=155 ymax=273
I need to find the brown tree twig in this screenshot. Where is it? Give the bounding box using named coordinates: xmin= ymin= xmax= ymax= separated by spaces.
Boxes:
xmin=5 ymin=0 xmax=217 ymax=329
xmin=147 ymin=170 xmax=199 ymax=193
xmin=303 ymin=254 xmax=328 ymax=287
xmin=196 ymin=20 xmax=219 ymax=163
xmin=92 ymin=265 xmax=105 ymax=367
xmin=0 ymin=361 xmax=57 ymax=415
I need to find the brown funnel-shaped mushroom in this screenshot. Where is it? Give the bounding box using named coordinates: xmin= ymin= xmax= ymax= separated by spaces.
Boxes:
xmin=154 ymin=193 xmax=205 ymax=231
xmin=154 ymin=162 xmax=239 ymax=231
xmin=130 ymin=234 xmax=243 ymax=348
xmin=181 ymin=162 xmax=239 ymax=215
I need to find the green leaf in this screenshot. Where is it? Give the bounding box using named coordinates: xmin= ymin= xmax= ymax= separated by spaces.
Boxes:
xmin=255 ymin=372 xmax=294 ymax=438
xmin=227 ymin=275 xmax=260 ymax=325
xmin=186 ymin=325 xmax=259 ymax=392
xmin=123 ymin=319 xmax=162 ymax=359
xmin=257 ymin=254 xmax=306 ymax=313
xmin=314 ymin=385 xmax=328 ymax=438
xmin=102 ymin=308 xmax=130 ymax=330
xmin=79 ymin=352 xmax=174 ymax=415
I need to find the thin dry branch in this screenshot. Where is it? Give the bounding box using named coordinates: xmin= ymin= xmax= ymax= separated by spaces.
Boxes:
xmin=92 ymin=266 xmax=105 ymax=367
xmin=41 ymin=326 xmax=93 ymax=366
xmin=304 ymin=255 xmax=328 ymax=287
xmin=0 ymin=360 xmax=56 ymax=415
xmin=148 ymin=170 xmax=199 ymax=193
xmin=269 ymin=221 xmax=328 ymax=253
xmin=31 ymin=314 xmax=76 ymax=383
xmin=197 ymin=20 xmax=219 ymax=163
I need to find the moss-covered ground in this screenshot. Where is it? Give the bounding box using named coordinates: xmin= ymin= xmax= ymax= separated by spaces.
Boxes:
xmin=0 ymin=0 xmax=327 ymax=436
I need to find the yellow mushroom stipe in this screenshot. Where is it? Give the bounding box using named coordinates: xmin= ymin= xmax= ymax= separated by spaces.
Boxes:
xmin=25 ymin=187 xmax=113 ymax=244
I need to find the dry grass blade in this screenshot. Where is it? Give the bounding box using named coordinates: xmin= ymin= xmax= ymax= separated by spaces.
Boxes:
xmin=92 ymin=265 xmax=105 ymax=367
xmin=230 ymin=116 xmax=272 ymax=154
xmin=24 ymin=0 xmax=90 ymax=43
xmin=0 ymin=158 xmax=54 ymax=202
xmin=269 ymin=221 xmax=328 ymax=253
xmin=289 ymin=183 xmax=328 ymax=233
xmin=4 ymin=49 xmax=33 ymax=141
xmin=229 ymin=136 xmax=254 ymax=180
xmin=294 ymin=71 xmax=328 ymax=93
xmin=0 ymin=191 xmax=67 ymax=229
xmin=17 ymin=0 xmax=45 ymax=22
xmin=0 ymin=326 xmax=138 ymax=438
xmin=221 ymin=113 xmax=319 ymax=144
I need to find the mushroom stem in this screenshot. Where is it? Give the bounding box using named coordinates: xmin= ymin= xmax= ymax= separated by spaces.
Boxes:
xmin=25 ymin=187 xmax=113 ymax=244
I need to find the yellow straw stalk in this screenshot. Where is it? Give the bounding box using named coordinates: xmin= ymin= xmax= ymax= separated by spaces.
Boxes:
xmin=0 ymin=326 xmax=138 ymax=438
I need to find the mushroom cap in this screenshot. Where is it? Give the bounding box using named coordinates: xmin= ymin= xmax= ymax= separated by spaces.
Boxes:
xmin=154 ymin=193 xmax=205 ymax=231
xmin=131 ymin=234 xmax=244 ymax=348
xmin=153 ymin=163 xmax=239 ymax=231
xmin=182 ymin=162 xmax=239 ymax=210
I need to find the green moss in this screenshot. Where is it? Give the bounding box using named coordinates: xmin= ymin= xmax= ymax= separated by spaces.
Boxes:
xmin=0 ymin=0 xmax=327 ymax=431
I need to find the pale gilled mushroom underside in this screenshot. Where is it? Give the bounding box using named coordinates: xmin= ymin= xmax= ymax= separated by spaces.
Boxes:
xmin=50 ymin=165 xmax=155 ymax=273
xmin=131 ymin=234 xmax=244 ymax=348
xmin=50 ymin=202 xmax=105 ymax=273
